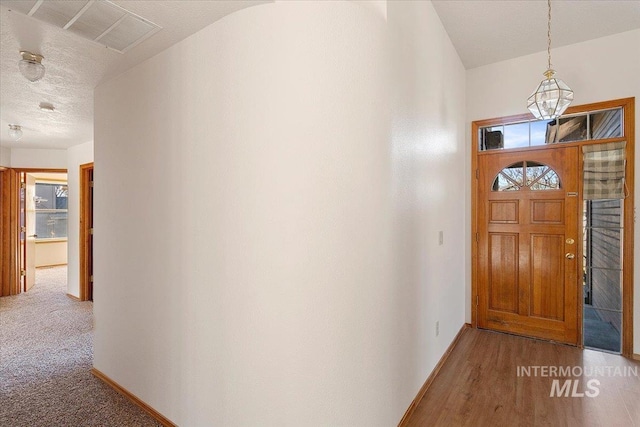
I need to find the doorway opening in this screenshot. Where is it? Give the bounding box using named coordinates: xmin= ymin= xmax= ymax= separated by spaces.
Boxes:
xmin=1 ymin=168 xmax=68 ymax=297
xmin=23 ymin=171 xmax=69 ymax=297
xmin=471 ymin=97 xmax=635 ymax=357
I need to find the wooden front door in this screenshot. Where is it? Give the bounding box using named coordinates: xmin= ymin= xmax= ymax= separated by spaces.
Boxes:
xmin=477 ymin=146 xmax=579 ymax=344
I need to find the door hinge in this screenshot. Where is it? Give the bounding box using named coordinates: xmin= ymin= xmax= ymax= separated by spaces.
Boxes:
xmin=90 ymin=181 xmax=94 ymax=187
xmin=20 ymin=269 xmax=26 ymax=277
xmin=90 ymin=228 xmax=94 ymax=235
xmin=90 ymin=275 xmax=94 ymax=283
xmin=21 ymin=226 xmax=26 ymax=233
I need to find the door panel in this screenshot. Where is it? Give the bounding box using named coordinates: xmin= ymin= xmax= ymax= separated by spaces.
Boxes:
xmin=531 ymin=200 xmax=563 ymax=223
xmin=530 ymin=234 xmax=564 ymax=320
xmin=490 ymin=201 xmax=518 ymax=223
xmin=478 ymin=147 xmax=579 ymax=344
xmin=488 ymin=233 xmax=518 ymax=313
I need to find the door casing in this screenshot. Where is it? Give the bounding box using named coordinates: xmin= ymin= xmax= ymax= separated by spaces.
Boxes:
xmin=0 ymin=168 xmax=67 ymax=297
xmin=471 ymin=97 xmax=635 ymax=357
xmin=24 ymin=173 xmax=37 ymax=292
xmin=80 ymin=163 xmax=94 ymax=301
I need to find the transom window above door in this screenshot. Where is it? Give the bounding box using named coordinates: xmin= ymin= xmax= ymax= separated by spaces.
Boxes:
xmin=479 ymin=107 xmax=622 ymax=151
xmin=492 ymin=161 xmax=561 ymax=191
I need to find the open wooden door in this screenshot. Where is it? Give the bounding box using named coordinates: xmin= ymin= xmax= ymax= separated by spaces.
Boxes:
xmin=80 ymin=163 xmax=94 ymax=301
xmin=477 ymin=146 xmax=579 ymax=344
xmin=24 ymin=173 xmax=37 ymax=291
xmin=1 ymin=169 xmax=21 ymax=296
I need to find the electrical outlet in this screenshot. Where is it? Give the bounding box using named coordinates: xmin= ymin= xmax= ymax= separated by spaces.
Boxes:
xmin=439 ymin=231 xmax=444 ymax=245
xmin=436 ymin=321 xmax=440 ymax=336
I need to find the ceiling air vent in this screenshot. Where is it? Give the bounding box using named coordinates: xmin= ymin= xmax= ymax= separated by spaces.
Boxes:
xmin=3 ymin=0 xmax=161 ymax=53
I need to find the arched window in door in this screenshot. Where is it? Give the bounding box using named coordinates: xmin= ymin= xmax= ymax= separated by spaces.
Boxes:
xmin=492 ymin=161 xmax=561 ymax=191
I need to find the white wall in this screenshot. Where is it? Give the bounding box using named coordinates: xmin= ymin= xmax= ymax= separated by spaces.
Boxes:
xmin=35 ymin=241 xmax=67 ymax=267
xmin=9 ymin=148 xmax=67 ymax=169
xmin=466 ymin=29 xmax=640 ymax=353
xmin=67 ymin=141 xmax=94 ymax=297
xmin=387 ymin=0 xmax=467 ymax=412
xmin=0 ymin=147 xmax=10 ymax=167
xmin=94 ymin=1 xmax=466 ymax=426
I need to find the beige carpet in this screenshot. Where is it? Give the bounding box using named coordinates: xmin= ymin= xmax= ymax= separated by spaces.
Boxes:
xmin=0 ymin=266 xmax=162 ymax=427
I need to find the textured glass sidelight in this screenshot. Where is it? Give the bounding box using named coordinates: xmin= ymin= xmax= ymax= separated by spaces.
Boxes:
xmin=492 ymin=161 xmax=560 ymax=191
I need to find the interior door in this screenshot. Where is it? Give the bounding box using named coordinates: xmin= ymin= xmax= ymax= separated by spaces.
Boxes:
xmin=88 ymin=167 xmax=93 ymax=301
xmin=19 ymin=172 xmax=26 ymax=293
xmin=80 ymin=163 xmax=94 ymax=301
xmin=25 ymin=173 xmax=36 ymax=291
xmin=477 ymin=146 xmax=579 ymax=344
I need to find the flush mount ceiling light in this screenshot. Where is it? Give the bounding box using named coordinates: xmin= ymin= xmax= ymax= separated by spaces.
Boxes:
xmin=8 ymin=124 xmax=23 ymax=141
xmin=527 ymin=0 xmax=574 ymax=120
xmin=39 ymin=102 xmax=55 ymax=112
xmin=19 ymin=51 xmax=46 ymax=82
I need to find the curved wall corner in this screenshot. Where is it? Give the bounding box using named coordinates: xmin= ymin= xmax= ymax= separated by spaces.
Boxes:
xmin=95 ymin=2 xmax=398 ymax=426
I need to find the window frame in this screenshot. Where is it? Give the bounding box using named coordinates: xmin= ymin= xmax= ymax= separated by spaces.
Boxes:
xmin=34 ymin=180 xmax=68 ymax=241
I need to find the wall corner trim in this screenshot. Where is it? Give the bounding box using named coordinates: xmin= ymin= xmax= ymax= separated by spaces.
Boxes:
xmin=397 ymin=323 xmax=470 ymax=426
xmin=91 ymin=368 xmax=177 ymax=427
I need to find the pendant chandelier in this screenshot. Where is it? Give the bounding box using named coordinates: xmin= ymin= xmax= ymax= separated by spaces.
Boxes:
xmin=527 ymin=0 xmax=573 ymax=120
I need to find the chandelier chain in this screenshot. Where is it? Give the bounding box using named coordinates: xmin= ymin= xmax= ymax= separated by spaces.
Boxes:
xmin=547 ymin=0 xmax=552 ymax=71
xmin=528 ymin=0 xmax=573 ymax=120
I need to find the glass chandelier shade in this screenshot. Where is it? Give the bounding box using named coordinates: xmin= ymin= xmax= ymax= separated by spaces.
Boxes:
xmin=8 ymin=124 xmax=23 ymax=141
xmin=527 ymin=69 xmax=574 ymax=120
xmin=527 ymin=0 xmax=573 ymax=120
xmin=18 ymin=51 xmax=45 ymax=82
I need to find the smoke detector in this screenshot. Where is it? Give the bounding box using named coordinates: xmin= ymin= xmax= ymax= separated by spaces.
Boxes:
xmin=39 ymin=102 xmax=55 ymax=112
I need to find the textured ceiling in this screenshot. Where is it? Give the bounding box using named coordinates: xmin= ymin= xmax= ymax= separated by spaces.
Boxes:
xmin=0 ymin=0 xmax=270 ymax=149
xmin=1 ymin=0 xmax=639 ymax=150
xmin=432 ymin=0 xmax=640 ymax=70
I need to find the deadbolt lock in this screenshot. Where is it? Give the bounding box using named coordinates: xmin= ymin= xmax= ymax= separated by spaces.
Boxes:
xmin=565 ymin=253 xmax=575 ymax=259
xmin=566 ymin=238 xmax=575 ymax=245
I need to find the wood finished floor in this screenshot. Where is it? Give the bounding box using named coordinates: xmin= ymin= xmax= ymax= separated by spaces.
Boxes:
xmin=406 ymin=328 xmax=640 ymax=427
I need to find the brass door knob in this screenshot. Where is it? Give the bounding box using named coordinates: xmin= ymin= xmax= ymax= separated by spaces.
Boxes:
xmin=565 ymin=253 xmax=575 ymax=259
